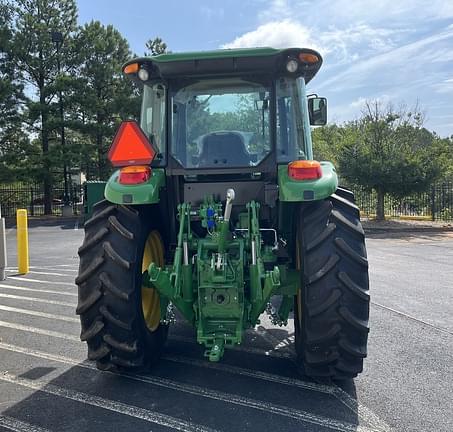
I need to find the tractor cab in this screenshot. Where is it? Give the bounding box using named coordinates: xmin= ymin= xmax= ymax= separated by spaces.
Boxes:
xmin=129 ymin=48 xmax=326 ymax=175
xmin=111 ymin=48 xmax=328 ymax=238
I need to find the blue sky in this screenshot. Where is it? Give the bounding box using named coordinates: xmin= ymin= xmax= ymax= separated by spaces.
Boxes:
xmin=77 ymin=0 xmax=453 ymax=137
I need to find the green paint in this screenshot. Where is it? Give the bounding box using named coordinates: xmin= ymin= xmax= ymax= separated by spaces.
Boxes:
xmin=143 ymin=195 xmax=285 ymax=362
xmin=278 ymin=162 xmax=338 ymax=202
xmin=104 ymin=168 xmax=165 ymax=205
xmin=149 ymin=47 xmax=281 ymax=63
xmin=83 ymin=181 xmax=107 ymax=219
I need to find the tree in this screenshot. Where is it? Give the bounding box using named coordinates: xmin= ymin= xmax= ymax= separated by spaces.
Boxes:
xmin=145 ymin=37 xmax=167 ymax=56
xmin=432 ymin=134 xmax=453 ymax=179
xmin=71 ymin=21 xmax=139 ymax=179
xmin=0 ymin=2 xmax=29 ymax=181
xmin=10 ymin=0 xmax=78 ymax=213
xmin=337 ymin=100 xmax=440 ymax=220
xmin=312 ymin=124 xmax=343 ymax=164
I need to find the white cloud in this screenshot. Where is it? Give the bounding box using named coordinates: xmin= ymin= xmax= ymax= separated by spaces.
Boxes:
xmin=349 ymin=94 xmax=392 ymax=109
xmin=222 ymin=18 xmax=408 ymax=65
xmin=433 ymin=78 xmax=453 ymax=94
xmin=317 ymin=24 xmax=407 ymax=63
xmin=299 ymin=0 xmax=453 ymax=25
xmin=349 ymin=97 xmax=367 ymax=109
xmin=222 ymin=20 xmax=322 ymax=51
xmin=219 ymin=0 xmax=453 ymax=136
xmin=316 ymin=26 xmax=453 ymax=92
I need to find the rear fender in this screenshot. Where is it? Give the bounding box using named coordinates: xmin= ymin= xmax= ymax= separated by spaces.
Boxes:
xmin=278 ymin=162 xmax=338 ymax=201
xmin=104 ymin=168 xmax=165 ymax=205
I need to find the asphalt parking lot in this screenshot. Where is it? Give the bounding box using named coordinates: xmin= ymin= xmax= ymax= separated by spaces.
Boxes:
xmin=0 ymin=221 xmax=452 ymax=432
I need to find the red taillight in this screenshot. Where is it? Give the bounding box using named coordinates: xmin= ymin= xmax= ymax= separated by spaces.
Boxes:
xmin=119 ymin=166 xmax=151 ymax=185
xmin=288 ymin=160 xmax=322 ymax=180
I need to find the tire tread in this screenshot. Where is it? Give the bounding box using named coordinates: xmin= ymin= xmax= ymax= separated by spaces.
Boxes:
xmin=295 ymin=187 xmax=370 ymax=379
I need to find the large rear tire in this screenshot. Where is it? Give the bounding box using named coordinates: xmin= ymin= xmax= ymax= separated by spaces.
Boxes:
xmin=76 ymin=200 xmax=168 ymax=371
xmin=295 ymin=188 xmax=370 ymax=379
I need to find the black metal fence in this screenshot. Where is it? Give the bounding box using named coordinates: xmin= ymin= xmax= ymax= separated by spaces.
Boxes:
xmin=0 ymin=182 xmax=83 ymax=218
xmin=1 ymin=181 xmax=452 ymax=222
xmin=352 ymin=182 xmax=453 ymax=221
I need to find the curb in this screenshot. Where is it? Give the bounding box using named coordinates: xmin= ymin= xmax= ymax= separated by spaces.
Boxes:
xmin=364 ymin=227 xmax=453 ymax=234
xmin=4 ymin=216 xmax=83 ymax=229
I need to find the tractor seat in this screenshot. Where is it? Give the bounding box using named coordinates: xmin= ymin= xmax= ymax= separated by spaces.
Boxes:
xmin=199 ymin=132 xmax=250 ymax=167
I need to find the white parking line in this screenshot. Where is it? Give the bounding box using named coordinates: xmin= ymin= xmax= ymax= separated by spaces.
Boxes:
xmin=163 ymin=354 xmax=391 ymax=432
xmin=331 ymin=386 xmax=391 ymax=432
xmin=0 ymin=284 xmax=77 ymax=297
xmin=163 ymin=354 xmax=333 ymax=394
xmin=0 ymin=320 xmax=79 ymax=341
xmin=6 ymin=266 xmax=78 ymax=274
xmin=7 ymin=277 xmax=75 ymax=287
xmin=0 ymin=415 xmax=52 ymax=432
xmin=6 ymin=269 xmax=73 ymax=277
xmin=0 ymin=294 xmax=391 ymax=431
xmin=30 ymin=271 xmax=74 ymax=277
xmin=0 ymin=321 xmax=391 ymax=431
xmin=0 ymin=293 xmax=76 ymax=307
xmin=0 ymin=371 xmax=218 ymax=432
xmin=0 ymin=305 xmax=78 ymax=322
xmin=0 ymin=342 xmax=377 ymax=432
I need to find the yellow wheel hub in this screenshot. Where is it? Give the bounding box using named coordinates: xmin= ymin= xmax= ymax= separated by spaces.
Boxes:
xmin=141 ymin=230 xmax=164 ymax=332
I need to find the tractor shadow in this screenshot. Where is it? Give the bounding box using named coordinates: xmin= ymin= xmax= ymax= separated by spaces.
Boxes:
xmin=2 ymin=324 xmax=365 ymax=431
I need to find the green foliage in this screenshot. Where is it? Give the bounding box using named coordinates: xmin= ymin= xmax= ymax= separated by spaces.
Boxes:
xmin=145 ymin=37 xmax=168 ymax=56
xmin=312 ymin=124 xmax=342 ymax=164
xmin=318 ymin=100 xmax=446 ymax=220
xmin=0 ymin=1 xmax=28 ymax=181
xmin=337 ymin=102 xmax=440 ymax=195
xmin=70 ymin=21 xmax=139 ymax=179
xmin=1 ymin=1 xmax=143 ymax=188
xmin=6 ymin=0 xmax=79 ymax=211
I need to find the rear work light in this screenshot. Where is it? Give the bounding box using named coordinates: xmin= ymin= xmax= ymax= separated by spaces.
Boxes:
xmin=119 ymin=166 xmax=151 ymax=185
xmin=288 ymin=160 xmax=322 ymax=180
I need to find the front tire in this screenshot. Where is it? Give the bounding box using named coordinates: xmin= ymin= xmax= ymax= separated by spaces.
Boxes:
xmin=76 ymin=200 xmax=167 ymax=371
xmin=295 ymin=189 xmax=370 ymax=379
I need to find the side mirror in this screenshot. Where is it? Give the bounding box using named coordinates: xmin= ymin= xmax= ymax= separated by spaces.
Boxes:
xmin=308 ymin=97 xmax=327 ymax=126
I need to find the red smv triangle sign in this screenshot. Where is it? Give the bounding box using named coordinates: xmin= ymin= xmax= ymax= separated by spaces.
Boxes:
xmin=108 ymin=120 xmax=156 ymax=167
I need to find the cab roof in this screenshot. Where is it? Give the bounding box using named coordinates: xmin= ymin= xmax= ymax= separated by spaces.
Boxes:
xmin=123 ymin=47 xmax=323 ymax=84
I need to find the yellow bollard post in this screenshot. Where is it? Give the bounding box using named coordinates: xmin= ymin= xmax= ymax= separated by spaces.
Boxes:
xmin=16 ymin=209 xmax=29 ymax=274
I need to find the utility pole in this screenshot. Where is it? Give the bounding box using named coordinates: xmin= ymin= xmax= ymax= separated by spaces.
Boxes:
xmin=51 ymin=31 xmax=72 ymax=216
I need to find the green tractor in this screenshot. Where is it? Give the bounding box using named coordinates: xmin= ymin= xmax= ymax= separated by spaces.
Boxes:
xmin=76 ymin=47 xmax=369 ymax=379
